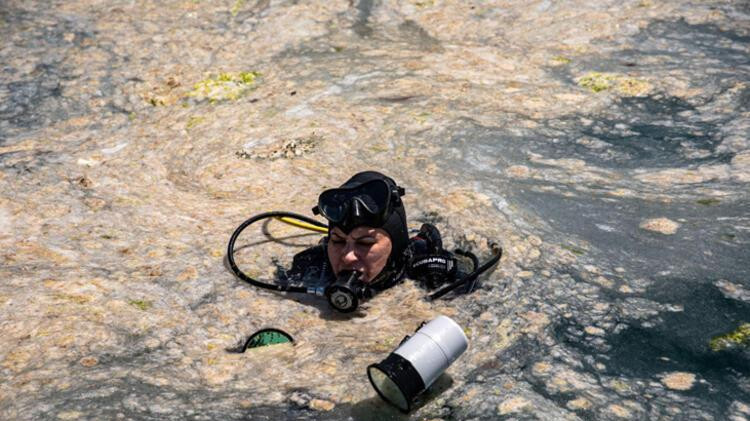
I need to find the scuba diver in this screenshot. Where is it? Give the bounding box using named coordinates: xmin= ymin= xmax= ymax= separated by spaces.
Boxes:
xmin=285 ymin=171 xmax=409 ymax=295
xmin=227 ymin=171 xmax=502 ymax=312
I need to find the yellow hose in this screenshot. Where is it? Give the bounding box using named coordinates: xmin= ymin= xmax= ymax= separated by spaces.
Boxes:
xmin=275 ymin=216 xmax=328 ymax=234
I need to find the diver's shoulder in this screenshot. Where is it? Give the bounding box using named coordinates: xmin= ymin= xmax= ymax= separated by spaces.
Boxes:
xmin=292 ymin=243 xmax=327 ymax=264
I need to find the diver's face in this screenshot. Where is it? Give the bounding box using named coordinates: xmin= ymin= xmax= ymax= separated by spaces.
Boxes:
xmin=327 ymin=226 xmax=392 ymax=283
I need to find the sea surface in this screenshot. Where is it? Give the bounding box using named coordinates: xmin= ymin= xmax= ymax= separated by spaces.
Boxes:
xmin=1 ymin=1 xmax=749 ymax=420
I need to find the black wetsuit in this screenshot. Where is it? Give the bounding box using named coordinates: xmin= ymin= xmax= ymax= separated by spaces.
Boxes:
xmin=284 ymin=243 xmax=334 ymax=290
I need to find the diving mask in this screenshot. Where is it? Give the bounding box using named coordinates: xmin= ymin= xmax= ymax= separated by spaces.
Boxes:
xmin=313 ymin=179 xmax=405 ymax=231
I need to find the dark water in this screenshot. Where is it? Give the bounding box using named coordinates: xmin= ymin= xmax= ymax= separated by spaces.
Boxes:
xmin=433 ymin=18 xmax=750 ymax=421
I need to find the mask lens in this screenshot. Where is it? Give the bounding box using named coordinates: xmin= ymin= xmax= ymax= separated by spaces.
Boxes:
xmin=317 ymin=180 xmax=392 ymax=223
xmin=357 ymin=180 xmax=390 ymax=214
xmin=318 ymin=190 xmax=351 ymax=222
xmin=243 ymin=328 xmax=294 ymax=350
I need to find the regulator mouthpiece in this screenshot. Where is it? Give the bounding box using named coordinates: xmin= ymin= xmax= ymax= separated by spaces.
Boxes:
xmin=325 ymin=270 xmax=371 ymax=313
xmin=367 ymin=315 xmax=468 ymax=412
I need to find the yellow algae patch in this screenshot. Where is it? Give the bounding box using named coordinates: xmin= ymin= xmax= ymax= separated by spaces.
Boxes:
xmin=710 ymin=323 xmax=750 ymax=351
xmin=532 ymin=361 xmax=551 ymax=376
xmin=577 ymin=72 xmax=651 ymax=96
xmin=660 ymin=372 xmax=696 ymax=390
xmin=53 ymin=293 xmax=92 ymax=305
xmin=593 ymin=276 xmax=614 ymax=289
xmin=188 ymin=71 xmax=260 ymax=103
xmin=442 ymin=189 xmax=492 ymax=213
xmin=412 ymin=0 xmax=435 ymax=7
xmin=79 ymin=356 xmax=98 ymax=367
xmin=461 ymin=387 xmax=481 ymax=402
xmin=506 ymin=165 xmax=533 ymax=178
xmin=578 ymin=72 xmax=618 ymax=92
xmin=57 ymin=411 xmax=83 ymax=420
xmin=15 ymin=241 xmax=70 ymax=264
xmin=186 ymin=115 xmax=206 ymax=129
xmin=517 ymin=271 xmax=534 ymax=279
xmin=567 ymin=397 xmax=592 ymax=410
xmin=495 ymin=318 xmax=518 ymax=350
xmin=617 ymin=77 xmax=652 ymax=96
xmin=309 ymin=399 xmax=335 ymax=411
xmin=584 ymin=326 xmax=605 ymax=336
xmin=607 ymin=404 xmax=631 ymax=418
xmin=639 ymin=217 xmax=680 ymax=235
xmin=2 ymin=349 xmax=32 ymax=372
xmin=498 ymin=396 xmax=530 ymax=415
xmin=230 ymin=0 xmax=246 ymax=16
xmin=177 ymin=266 xmax=198 ymax=281
xmin=520 ymin=311 xmax=550 ymax=335
xmin=551 ymin=55 xmax=572 ymax=65
xmin=128 ymin=299 xmax=152 ymax=311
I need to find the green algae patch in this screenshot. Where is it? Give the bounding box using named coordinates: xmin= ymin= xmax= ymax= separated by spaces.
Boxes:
xmin=186 ymin=115 xmax=206 ymax=129
xmin=696 ymin=198 xmax=721 ymax=206
xmin=551 ymin=55 xmax=572 ymax=65
xmin=128 ymin=299 xmax=152 ymax=311
xmin=231 ymin=0 xmax=246 ymax=16
xmin=578 ymin=72 xmax=617 ymax=93
xmin=577 ymin=72 xmax=651 ymax=96
xmin=53 ymin=293 xmax=92 ymax=304
xmin=413 ymin=0 xmax=435 ymax=7
xmin=368 ymin=144 xmax=389 ymax=153
xmin=188 ymin=71 xmax=260 ymax=103
xmin=721 ymin=232 xmax=736 ymax=241
xmin=561 ymin=244 xmax=586 ymax=255
xmin=148 ymin=96 xmax=167 ymax=106
xmin=710 ymin=323 xmax=750 ymax=351
xmin=617 ymin=77 xmax=651 ymax=96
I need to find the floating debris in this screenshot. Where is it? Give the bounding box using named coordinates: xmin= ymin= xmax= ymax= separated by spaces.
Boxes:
xmin=141 ymin=76 xmax=184 ymax=107
xmin=236 ymin=133 xmax=321 ymax=160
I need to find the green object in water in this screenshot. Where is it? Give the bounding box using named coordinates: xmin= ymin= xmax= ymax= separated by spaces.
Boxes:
xmin=577 ymin=72 xmax=651 ymax=96
xmin=243 ymin=328 xmax=294 ymax=350
xmin=696 ymin=198 xmax=720 ymax=206
xmin=188 ymin=71 xmax=260 ymax=103
xmin=710 ymin=323 xmax=750 ymax=351
xmin=128 ymin=299 xmax=152 ymax=311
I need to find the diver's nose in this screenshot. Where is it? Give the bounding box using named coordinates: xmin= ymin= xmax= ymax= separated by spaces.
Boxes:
xmin=341 ymin=244 xmax=359 ymax=267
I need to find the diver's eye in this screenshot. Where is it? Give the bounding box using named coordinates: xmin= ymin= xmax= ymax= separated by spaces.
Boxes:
xmin=357 ymin=238 xmax=376 ymax=246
